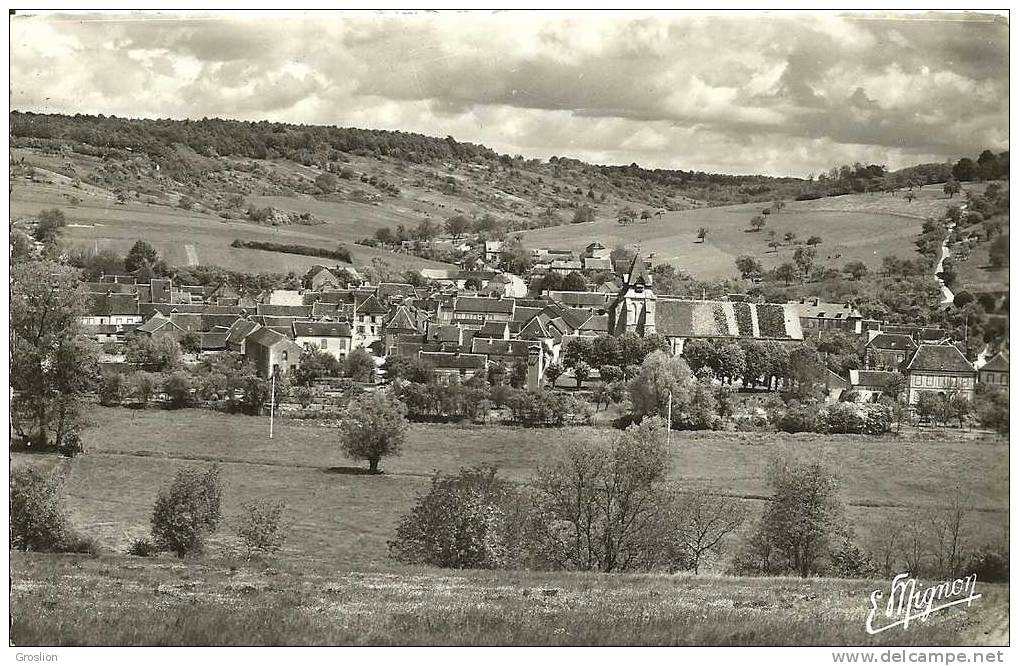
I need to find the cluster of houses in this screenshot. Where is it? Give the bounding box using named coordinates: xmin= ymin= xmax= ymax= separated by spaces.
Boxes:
xmin=79 ymin=250 xmax=1008 ymax=403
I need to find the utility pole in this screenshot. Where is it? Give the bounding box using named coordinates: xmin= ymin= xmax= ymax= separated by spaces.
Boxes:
xmin=269 ymin=369 xmax=276 ymax=440
xmin=666 ymin=390 xmax=673 ymax=446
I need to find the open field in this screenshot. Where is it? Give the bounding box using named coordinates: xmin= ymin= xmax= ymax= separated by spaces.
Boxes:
xmin=12 ymin=407 xmax=1008 ymax=572
xmin=10 ymin=179 xmax=454 ymax=274
xmin=10 ymin=551 xmax=1007 ymax=646
xmin=954 ymin=228 xmax=1010 ymax=295
xmin=519 ymin=185 xmax=963 ymax=280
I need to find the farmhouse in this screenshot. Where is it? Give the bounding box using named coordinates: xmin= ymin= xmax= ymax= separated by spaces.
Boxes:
xmin=452 ymin=295 xmax=516 ymax=328
xmin=293 ymin=321 xmax=353 ymax=360
xmin=903 ymin=344 xmax=977 ymax=404
xmin=847 ymin=369 xmax=901 ymax=402
xmin=244 ymin=327 xmax=302 ymax=378
xmin=418 ymin=351 xmax=487 ymax=384
xmin=978 ymin=351 xmax=1009 ymax=393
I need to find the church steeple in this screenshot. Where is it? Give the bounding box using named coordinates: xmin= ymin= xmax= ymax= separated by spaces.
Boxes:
xmin=609 ymin=251 xmax=656 ymax=336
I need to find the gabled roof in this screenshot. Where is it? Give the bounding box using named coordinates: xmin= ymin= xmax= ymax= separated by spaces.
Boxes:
xmin=419 ymin=351 xmax=487 ymax=369
xmin=471 ymin=338 xmax=534 ymax=357
xmin=905 ymin=344 xmax=976 ymax=374
xmin=304 ymin=290 xmax=354 ymax=305
xmin=384 ymin=306 xmax=421 ymax=333
xmin=168 ymin=313 xmax=203 ymax=332
xmin=256 ymin=304 xmax=314 ymax=318
xmin=579 ymin=314 xmax=610 ymax=333
xmin=454 ymin=296 xmax=515 ymax=315
xmin=293 ymin=321 xmax=352 ymax=338
xmin=137 ymin=313 xmax=175 ymax=334
xmin=980 ymin=351 xmax=1009 ymax=373
xmin=199 ymin=332 xmax=229 ymax=350
xmin=848 ymin=369 xmax=900 ymax=388
xmin=354 ymin=294 xmax=388 ymax=314
xmin=225 ymin=318 xmax=261 ymax=345
xmin=582 ymin=257 xmax=613 ymax=271
xmin=85 ymin=292 xmax=140 ymax=317
xmin=246 ymin=327 xmax=290 ymax=348
xmin=656 ymin=299 xmax=802 ymax=340
xmin=788 ymin=297 xmax=861 ymax=319
xmin=867 ymin=333 xmax=918 ymax=351
xmin=478 ymin=321 xmax=510 ymax=338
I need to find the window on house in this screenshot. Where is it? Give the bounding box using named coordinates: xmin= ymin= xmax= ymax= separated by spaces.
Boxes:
xmin=1002 ymin=375 xmax=1008 ymax=386
xmin=320 ymin=339 xmax=328 ymax=349
xmin=924 ymin=375 xmax=933 ymax=386
xmin=281 ymin=351 xmax=288 ymax=362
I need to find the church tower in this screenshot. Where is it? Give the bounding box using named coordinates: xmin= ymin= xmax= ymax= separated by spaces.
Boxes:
xmin=608 ymin=252 xmax=656 ymax=336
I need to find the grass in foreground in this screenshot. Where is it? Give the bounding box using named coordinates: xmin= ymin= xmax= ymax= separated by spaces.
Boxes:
xmin=9 ymin=551 xmax=1007 ymax=646
xmin=14 ymin=407 xmax=1005 ymax=570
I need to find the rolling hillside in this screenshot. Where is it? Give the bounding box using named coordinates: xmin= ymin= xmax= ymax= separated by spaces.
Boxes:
xmin=519 ymin=185 xmax=969 ymax=280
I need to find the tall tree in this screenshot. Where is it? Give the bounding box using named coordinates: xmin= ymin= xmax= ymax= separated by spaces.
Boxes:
xmin=11 ymin=261 xmax=99 ymax=449
xmin=124 ymin=240 xmax=160 ymax=272
xmin=339 ymin=391 xmax=409 ymax=472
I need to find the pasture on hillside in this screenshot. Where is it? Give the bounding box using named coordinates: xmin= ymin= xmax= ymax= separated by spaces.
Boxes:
xmin=10 ymin=180 xmax=454 ymax=274
xmin=10 ymin=551 xmax=1007 ymax=646
xmin=14 ymin=407 xmax=1007 ymax=573
xmin=519 ymin=185 xmax=964 ymax=280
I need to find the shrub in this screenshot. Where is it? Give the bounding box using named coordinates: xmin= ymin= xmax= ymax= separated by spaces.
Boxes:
xmin=966 ymin=544 xmax=1009 ymax=583
xmin=389 ymin=465 xmax=521 ymax=569
xmin=163 ymin=371 xmax=194 ymax=409
xmin=773 ymin=403 xmax=819 ymax=433
xmin=128 ymin=538 xmax=158 ymax=557
xmin=830 ymin=539 xmax=875 ymax=578
xmin=235 ymin=499 xmax=289 ymax=559
xmin=98 ymin=371 xmax=127 ymax=406
xmin=10 ymin=467 xmax=72 ymax=552
xmin=150 ymin=465 xmax=223 ymax=558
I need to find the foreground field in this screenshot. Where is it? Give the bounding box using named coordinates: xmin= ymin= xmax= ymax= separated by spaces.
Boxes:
xmin=519 ymin=185 xmax=965 ymax=280
xmin=9 ymin=551 xmax=1007 ymax=646
xmin=13 ymin=407 xmax=1008 ymax=572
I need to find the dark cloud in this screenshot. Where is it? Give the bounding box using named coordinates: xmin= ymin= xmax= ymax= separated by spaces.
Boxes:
xmin=9 ymin=11 xmax=1008 ymax=175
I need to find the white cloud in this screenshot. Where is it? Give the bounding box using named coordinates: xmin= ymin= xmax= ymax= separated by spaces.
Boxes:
xmin=9 ymin=10 xmax=1008 ymax=176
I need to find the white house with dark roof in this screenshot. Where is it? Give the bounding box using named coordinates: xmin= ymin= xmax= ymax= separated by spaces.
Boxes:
xmin=293 ymin=320 xmax=353 ymax=360
xmin=903 ymin=343 xmax=977 ymax=404
xmin=244 ymin=327 xmax=303 ymax=378
xmin=787 ymin=297 xmax=862 ymax=334
xmin=452 ymin=295 xmax=515 ymax=328
xmin=418 ymin=351 xmax=487 ymax=384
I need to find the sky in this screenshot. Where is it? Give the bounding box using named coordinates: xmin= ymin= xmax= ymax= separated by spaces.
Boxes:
xmin=8 ymin=10 xmax=1010 ymax=177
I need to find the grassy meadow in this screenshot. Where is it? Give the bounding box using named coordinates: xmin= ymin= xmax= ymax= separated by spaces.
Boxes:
xmin=11 ymin=407 xmax=1008 ymax=573
xmin=10 ymin=551 xmax=1008 ymax=646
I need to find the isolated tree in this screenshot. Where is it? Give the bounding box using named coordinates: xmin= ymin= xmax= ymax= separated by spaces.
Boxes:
xmin=793 ymin=246 xmax=817 ymax=278
xmin=806 ymin=235 xmax=823 ymax=247
xmin=758 ymin=460 xmax=847 ymax=577
xmin=946 ymin=393 xmax=973 ymax=428
xmin=344 ymin=347 xmax=376 ymax=382
xmin=783 ymin=231 xmax=798 ymax=245
xmin=735 ymin=255 xmax=763 ymax=279
xmin=772 ymin=200 xmax=786 ymax=213
xmin=844 ymin=260 xmax=869 ymax=280
xmin=150 ymin=465 xmax=223 ymax=558
xmin=629 ymin=351 xmax=694 ymax=422
xmin=573 ymin=360 xmax=591 ymax=388
xmin=915 ymin=391 xmax=947 ymax=426
xmin=389 ymin=465 xmax=520 ymax=569
xmin=444 ymin=214 xmax=471 ymax=239
xmin=124 ymin=240 xmax=160 ymax=272
xmin=33 ymin=208 xmax=66 ymax=247
xmin=696 ymin=226 xmax=708 ymax=242
xmin=775 ymin=262 xmax=797 ymax=285
xmin=235 ymin=499 xmax=289 ymax=559
xmin=529 ymin=418 xmax=675 ymax=572
xmin=674 ymin=491 xmax=746 ymax=574
xmin=338 ymin=391 xmax=409 ymax=472
xmin=943 ymin=178 xmax=961 ymax=198
xmin=374 ymin=226 xmax=395 ymax=247
xmin=750 ymin=215 xmax=766 ymax=232
xmin=500 ymin=236 xmax=533 ymax=275
xmin=544 ymin=361 xmax=565 ymax=387
xmin=640 ymin=209 xmax=652 ymax=223
xmin=10 ymin=466 xmax=73 ymax=552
